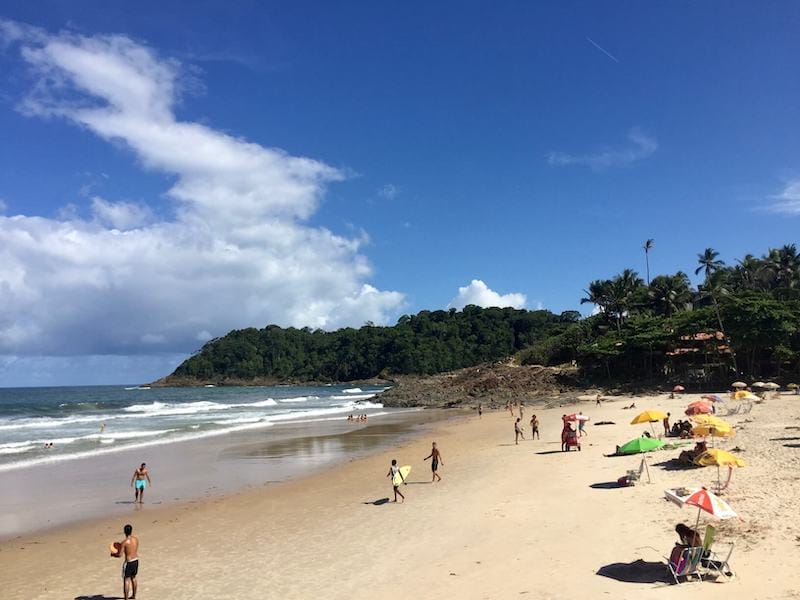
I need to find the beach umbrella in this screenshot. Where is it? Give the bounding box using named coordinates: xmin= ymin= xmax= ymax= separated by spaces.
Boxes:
xmin=684 ymin=488 xmax=738 ymax=531
xmin=685 ymin=401 xmax=713 ymax=416
xmin=734 ymin=390 xmax=754 ymax=400
xmin=695 ymin=448 xmax=745 ymax=468
xmin=690 ymin=414 xmax=729 ymax=428
xmin=691 ymin=421 xmax=734 ymax=447
xmin=673 ymin=385 xmax=685 ymax=392
xmin=764 ymin=382 xmax=780 ymax=390
xmin=617 ymin=437 xmax=665 ymax=455
xmin=631 ymin=410 xmax=667 ymax=436
xmin=701 ymin=394 xmax=725 ymax=403
xmin=731 ymin=382 xmax=747 ymax=389
xmin=788 ymin=383 xmax=798 ymax=389
xmin=752 ymin=381 xmax=766 ymax=388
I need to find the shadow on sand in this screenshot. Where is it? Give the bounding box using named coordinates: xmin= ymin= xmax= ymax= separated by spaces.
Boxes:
xmin=75 ymin=596 xmax=123 ymax=600
xmin=784 ymin=443 xmax=800 ymax=449
xmin=363 ymin=497 xmax=391 ymax=506
xmin=535 ymin=450 xmax=566 ymax=455
xmin=651 ymin=459 xmax=699 ymax=472
xmin=590 ymin=481 xmax=625 ymax=490
xmin=596 ymin=559 xmax=672 ymax=584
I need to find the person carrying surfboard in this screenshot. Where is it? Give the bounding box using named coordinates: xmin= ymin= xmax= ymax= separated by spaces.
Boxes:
xmin=387 ymin=459 xmax=406 ymax=503
xmin=424 ymin=442 xmax=443 ymax=482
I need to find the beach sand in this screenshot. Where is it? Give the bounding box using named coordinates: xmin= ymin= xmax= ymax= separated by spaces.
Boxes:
xmin=2 ymin=392 xmax=799 ymax=599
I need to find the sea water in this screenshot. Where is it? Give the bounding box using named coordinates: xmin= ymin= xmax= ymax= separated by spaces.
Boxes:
xmin=0 ymin=384 xmax=389 ymax=472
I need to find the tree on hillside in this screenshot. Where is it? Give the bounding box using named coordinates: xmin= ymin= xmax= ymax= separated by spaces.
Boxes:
xmin=643 ymin=238 xmax=654 ymax=285
xmin=648 ymin=271 xmax=692 ymax=317
xmin=696 ymin=248 xmax=737 ymax=371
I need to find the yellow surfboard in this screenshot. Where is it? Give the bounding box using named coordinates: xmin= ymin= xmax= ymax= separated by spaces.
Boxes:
xmin=392 ymin=465 xmax=411 ymax=486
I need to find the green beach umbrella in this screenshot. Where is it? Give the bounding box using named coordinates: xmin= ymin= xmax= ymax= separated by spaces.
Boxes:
xmin=617 ymin=437 xmax=665 ymax=455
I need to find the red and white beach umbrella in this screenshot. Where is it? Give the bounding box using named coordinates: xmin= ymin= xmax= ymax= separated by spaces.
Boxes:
xmin=684 ymin=488 xmax=737 ymax=531
xmin=673 ymin=385 xmax=685 ymax=392
xmin=685 ymin=401 xmax=713 ymax=416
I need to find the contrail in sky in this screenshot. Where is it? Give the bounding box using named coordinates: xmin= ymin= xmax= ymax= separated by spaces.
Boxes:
xmin=586 ymin=37 xmax=620 ymax=63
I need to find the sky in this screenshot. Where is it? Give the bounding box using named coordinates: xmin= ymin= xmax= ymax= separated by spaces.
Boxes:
xmin=0 ymin=2 xmax=799 ymax=386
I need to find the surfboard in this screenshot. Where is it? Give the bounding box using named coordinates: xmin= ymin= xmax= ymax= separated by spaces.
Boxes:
xmin=392 ymin=465 xmax=411 ymax=486
xmin=109 ymin=541 xmax=122 ymax=557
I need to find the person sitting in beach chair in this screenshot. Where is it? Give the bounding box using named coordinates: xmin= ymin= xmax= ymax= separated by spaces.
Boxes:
xmin=677 ymin=441 xmax=707 ymax=466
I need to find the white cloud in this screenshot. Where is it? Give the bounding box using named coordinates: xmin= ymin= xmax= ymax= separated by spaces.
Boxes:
xmin=765 ymin=179 xmax=800 ymax=215
xmin=547 ymin=128 xmax=657 ymax=171
xmin=448 ymin=280 xmax=526 ymax=310
xmin=0 ymin=21 xmax=405 ymax=360
xmin=378 ymin=184 xmax=400 ymax=200
xmin=91 ymin=197 xmax=153 ymax=229
xmin=0 ymin=198 xmax=7 ymax=214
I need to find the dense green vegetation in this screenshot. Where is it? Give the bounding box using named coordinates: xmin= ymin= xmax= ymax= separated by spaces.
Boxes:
xmin=169 ymin=244 xmax=800 ymax=385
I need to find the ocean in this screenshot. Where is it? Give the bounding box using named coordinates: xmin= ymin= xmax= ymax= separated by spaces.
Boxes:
xmin=0 ymin=383 xmax=390 ymax=473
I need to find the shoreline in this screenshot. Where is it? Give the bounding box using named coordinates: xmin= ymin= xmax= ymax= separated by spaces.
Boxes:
xmin=0 ymin=407 xmax=457 ymax=540
xmin=2 ymin=392 xmax=798 ymax=599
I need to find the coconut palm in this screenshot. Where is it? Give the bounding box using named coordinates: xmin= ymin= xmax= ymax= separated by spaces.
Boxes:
xmin=643 ymin=238 xmax=654 ymax=285
xmin=648 ymin=272 xmax=692 ymax=317
xmin=696 ymin=248 xmax=738 ymax=372
xmin=695 ymin=248 xmax=725 ymax=280
xmin=581 ymin=280 xmax=611 ymax=314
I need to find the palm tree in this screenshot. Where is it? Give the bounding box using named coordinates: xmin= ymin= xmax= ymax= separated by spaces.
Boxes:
xmin=695 ymin=248 xmax=737 ymax=372
xmin=648 ymin=272 xmax=691 ymax=317
xmin=643 ymin=239 xmax=654 ymax=285
xmin=581 ymin=280 xmax=611 ymax=314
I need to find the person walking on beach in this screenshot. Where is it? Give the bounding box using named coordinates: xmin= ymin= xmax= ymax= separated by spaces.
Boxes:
xmin=663 ymin=412 xmax=671 ymax=437
xmin=578 ymin=411 xmax=587 ymax=437
xmin=131 ymin=463 xmax=151 ymax=504
xmin=387 ymin=459 xmax=406 ymax=503
xmin=478 ymin=403 xmax=482 ymax=419
xmin=115 ymin=523 xmax=139 ymax=600
xmin=530 ymin=414 xmax=540 ymax=439
xmin=424 ymin=442 xmax=443 ymax=482
xmin=514 ymin=418 xmax=525 ymax=445
xmin=519 ymin=403 xmax=524 ymax=421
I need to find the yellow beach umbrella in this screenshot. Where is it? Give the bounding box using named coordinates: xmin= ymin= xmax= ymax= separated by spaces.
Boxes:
xmin=691 ymin=423 xmax=734 ymax=438
xmin=691 ymin=414 xmax=729 ymax=428
xmin=695 ymin=448 xmax=745 ymax=467
xmin=695 ymin=448 xmax=745 ymax=491
xmin=631 ymin=410 xmax=667 ymax=436
xmin=734 ymin=390 xmax=752 ymax=400
xmin=630 ymin=410 xmax=668 ymax=424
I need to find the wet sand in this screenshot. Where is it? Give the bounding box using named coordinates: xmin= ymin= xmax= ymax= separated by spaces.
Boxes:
xmin=0 ymin=408 xmax=451 ymax=539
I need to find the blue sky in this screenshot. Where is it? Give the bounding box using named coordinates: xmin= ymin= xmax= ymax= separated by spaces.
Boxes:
xmin=0 ymin=2 xmax=798 ymax=386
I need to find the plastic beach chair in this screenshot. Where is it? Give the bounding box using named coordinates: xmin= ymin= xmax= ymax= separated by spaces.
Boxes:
xmin=665 ymin=546 xmax=704 ymax=584
xmin=701 ymin=536 xmax=735 ymax=580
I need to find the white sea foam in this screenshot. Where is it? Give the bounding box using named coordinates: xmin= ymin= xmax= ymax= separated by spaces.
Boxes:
xmin=278 ymin=396 xmax=309 ymax=403
xmin=343 ymin=387 xmax=363 ymax=393
xmin=330 ymin=393 xmax=377 ymax=401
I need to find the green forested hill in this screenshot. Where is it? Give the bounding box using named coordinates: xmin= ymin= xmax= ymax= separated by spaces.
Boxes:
xmin=168 ymin=306 xmax=580 ymax=382
xmin=165 ymin=244 xmax=800 ymax=386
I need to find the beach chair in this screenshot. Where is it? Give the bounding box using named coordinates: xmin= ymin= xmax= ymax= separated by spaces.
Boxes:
xmin=665 ymin=546 xmax=704 ymax=584
xmin=563 ymin=429 xmax=581 ymax=451
xmin=704 ymin=543 xmax=735 ymax=580
xmin=625 ymin=458 xmax=651 ymax=485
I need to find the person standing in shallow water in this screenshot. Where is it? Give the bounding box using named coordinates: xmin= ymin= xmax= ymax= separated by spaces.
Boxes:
xmin=514 ymin=418 xmax=525 ymax=445
xmin=387 ymin=459 xmax=406 ymax=503
xmin=424 ymin=442 xmax=443 ymax=482
xmin=131 ymin=463 xmax=151 ymax=504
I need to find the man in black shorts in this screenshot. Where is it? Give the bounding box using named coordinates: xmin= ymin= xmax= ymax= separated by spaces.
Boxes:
xmin=116 ymin=523 xmax=139 ymax=600
xmin=424 ymin=441 xmax=443 ymax=482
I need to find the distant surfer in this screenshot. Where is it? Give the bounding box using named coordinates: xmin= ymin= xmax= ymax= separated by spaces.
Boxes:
xmin=514 ymin=418 xmax=525 ymax=445
xmin=424 ymin=442 xmax=443 ymax=482
xmin=114 ymin=523 xmax=139 ymax=600
xmin=131 ymin=463 xmax=151 ymax=504
xmin=387 ymin=459 xmax=406 ymax=503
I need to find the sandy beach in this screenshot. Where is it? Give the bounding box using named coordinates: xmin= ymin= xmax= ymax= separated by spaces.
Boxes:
xmin=2 ymin=392 xmax=799 ymax=600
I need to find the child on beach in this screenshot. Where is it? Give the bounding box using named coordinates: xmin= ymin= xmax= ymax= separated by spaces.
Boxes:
xmin=578 ymin=412 xmax=587 ymax=436
xmin=530 ymin=414 xmax=540 ymax=439
xmin=514 ymin=418 xmax=525 ymax=445
xmin=387 ymin=459 xmax=406 ymax=502
xmin=424 ymin=442 xmax=443 ymax=482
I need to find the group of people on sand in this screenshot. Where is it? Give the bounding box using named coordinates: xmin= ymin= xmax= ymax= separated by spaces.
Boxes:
xmin=513 ymin=414 xmax=541 ymax=444
xmin=346 ymin=413 xmax=368 ymax=422
xmin=386 ymin=441 xmax=444 ymax=503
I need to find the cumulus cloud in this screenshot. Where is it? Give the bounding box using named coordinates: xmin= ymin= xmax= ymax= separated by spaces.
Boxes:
xmin=448 ymin=280 xmax=526 ymax=310
xmin=764 ymin=179 xmax=800 ymax=215
xmin=0 ymin=20 xmax=405 ymax=361
xmin=547 ymin=128 xmax=657 ymax=171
